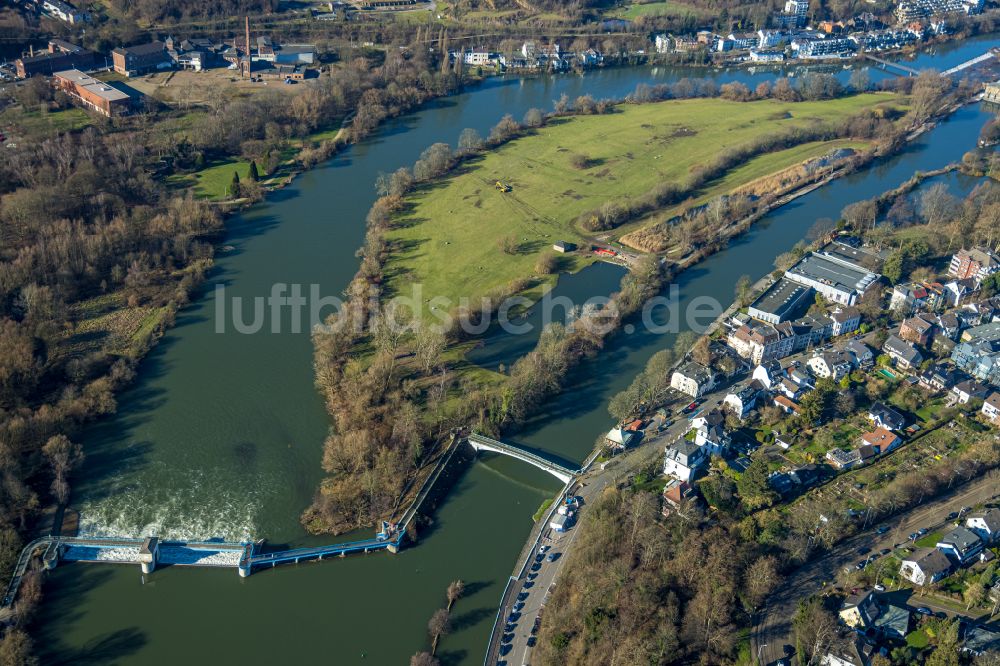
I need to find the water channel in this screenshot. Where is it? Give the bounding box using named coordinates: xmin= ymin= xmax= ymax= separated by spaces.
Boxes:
xmin=36 ymin=34 xmax=1000 ymax=664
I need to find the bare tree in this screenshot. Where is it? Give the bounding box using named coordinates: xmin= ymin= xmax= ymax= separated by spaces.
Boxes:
xmin=428 ymin=608 xmax=450 ymax=655
xmin=446 ymin=579 xmax=465 ymax=610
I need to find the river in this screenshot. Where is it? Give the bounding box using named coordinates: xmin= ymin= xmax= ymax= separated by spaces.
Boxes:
xmin=35 ymin=35 xmax=1000 ymax=664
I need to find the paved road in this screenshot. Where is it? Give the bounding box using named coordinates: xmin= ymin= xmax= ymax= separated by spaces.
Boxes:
xmin=752 ymin=470 xmax=1000 ymax=666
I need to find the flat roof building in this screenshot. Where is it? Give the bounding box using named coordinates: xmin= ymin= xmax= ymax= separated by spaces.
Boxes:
xmin=52 ymin=70 xmax=134 ymax=117
xmin=748 ymin=278 xmax=814 ymax=324
xmin=785 ymin=251 xmax=880 ymax=306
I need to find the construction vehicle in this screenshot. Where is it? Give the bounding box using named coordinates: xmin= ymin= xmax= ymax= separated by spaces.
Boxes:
xmin=495 ymin=181 xmax=512 ymax=192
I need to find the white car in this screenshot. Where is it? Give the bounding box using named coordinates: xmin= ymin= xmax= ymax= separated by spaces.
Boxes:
xmin=874 ymin=584 xmax=886 ymax=592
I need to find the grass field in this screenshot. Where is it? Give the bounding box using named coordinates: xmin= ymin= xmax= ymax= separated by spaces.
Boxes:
xmin=168 ymin=157 xmax=252 ymax=199
xmin=1 ymin=107 xmax=93 ymax=139
xmin=611 ymin=0 xmax=712 ymax=19
xmin=386 ymin=93 xmax=902 ymax=314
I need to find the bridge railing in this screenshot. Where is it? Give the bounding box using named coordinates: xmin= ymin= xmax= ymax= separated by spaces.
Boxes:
xmin=468 ymin=434 xmax=579 ymax=476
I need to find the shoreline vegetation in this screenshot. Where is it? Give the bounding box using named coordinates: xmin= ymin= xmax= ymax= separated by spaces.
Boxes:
xmin=302 ymin=70 xmax=974 ymax=536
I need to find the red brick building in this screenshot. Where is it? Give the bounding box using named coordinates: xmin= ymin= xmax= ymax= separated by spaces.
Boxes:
xmin=52 ymin=70 xmax=134 ymax=117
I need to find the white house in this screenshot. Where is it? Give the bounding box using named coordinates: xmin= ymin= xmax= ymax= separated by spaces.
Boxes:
xmin=936 ymin=525 xmax=983 ymax=564
xmin=723 ymin=383 xmax=761 ymax=420
xmin=692 ymin=410 xmax=731 ymax=455
xmin=807 ymin=350 xmax=853 ymax=380
xmin=752 ymin=361 xmax=783 ymax=389
xmin=604 ymin=426 xmax=636 ymax=451
xmin=900 ymin=548 xmax=952 ymax=586
xmin=966 ymin=508 xmax=1000 ymax=544
xmin=830 ymin=306 xmax=861 ymax=337
xmin=670 ymin=361 xmax=715 ymax=398
xmin=654 ymin=34 xmax=671 ymax=53
xmin=846 ymin=340 xmax=874 ymax=367
xmin=663 ymin=439 xmax=708 ymax=481
xmin=981 ymin=392 xmax=1000 ymax=423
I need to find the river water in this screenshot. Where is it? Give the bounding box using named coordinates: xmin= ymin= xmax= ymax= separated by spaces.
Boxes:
xmin=36 ymin=35 xmax=999 ymax=664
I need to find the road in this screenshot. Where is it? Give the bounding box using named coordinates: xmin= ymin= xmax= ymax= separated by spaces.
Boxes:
xmin=752 ymin=470 xmax=1000 ymax=666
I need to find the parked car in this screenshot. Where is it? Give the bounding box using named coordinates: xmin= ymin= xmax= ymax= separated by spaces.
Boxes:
xmin=908 ymin=532 xmax=919 ymax=540
xmin=880 ymin=548 xmax=891 ymax=556
xmin=916 ymin=607 xmax=933 ymax=615
xmin=946 ymin=512 xmax=958 ymax=521
xmin=917 ymin=528 xmax=929 ymax=536
xmin=856 ymin=561 xmax=867 ymax=570
xmin=546 ymin=553 xmax=558 ymax=563
xmin=857 ymin=547 xmax=870 ymax=555
xmin=874 ymin=584 xmax=886 ymax=592
xmin=539 ymin=545 xmax=549 ymax=554
xmin=876 ymin=526 xmax=890 ymax=534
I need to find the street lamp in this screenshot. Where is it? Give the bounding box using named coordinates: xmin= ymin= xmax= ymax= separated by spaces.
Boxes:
xmin=757 ymin=642 xmax=768 ymax=666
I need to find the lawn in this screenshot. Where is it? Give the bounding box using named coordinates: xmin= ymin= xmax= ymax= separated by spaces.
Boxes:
xmin=387 ymin=93 xmax=902 ymax=316
xmin=168 ymin=157 xmax=252 ymax=199
xmin=915 ymin=531 xmax=942 ymax=548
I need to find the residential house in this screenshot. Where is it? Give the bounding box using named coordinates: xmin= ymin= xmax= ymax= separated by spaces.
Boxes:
xmin=749 ymin=49 xmax=785 ymax=62
xmin=112 ymin=41 xmax=172 ymax=77
xmin=919 ymin=363 xmax=961 ymax=392
xmin=962 ymin=627 xmax=1000 ymax=657
xmin=951 ymin=378 xmax=990 ymax=404
xmin=838 ymin=589 xmax=880 ymax=629
xmin=982 ymin=392 xmax=1000 ymax=424
xmin=779 ymin=377 xmax=807 ymax=401
xmin=670 ymin=362 xmax=715 ymax=398
xmin=874 ymin=605 xmax=911 ymax=640
xmin=890 ymin=282 xmax=929 ymax=314
xmin=808 ymin=350 xmax=854 ymax=380
xmin=899 ymin=313 xmax=937 ymax=346
xmin=944 ymin=278 xmax=978 ymax=307
xmin=965 ymin=508 xmax=1000 ymax=544
xmin=937 ymin=312 xmax=962 ymax=340
xmin=846 ymin=339 xmax=874 ymax=368
xmin=830 ymin=306 xmax=861 ymax=336
xmin=661 ymin=479 xmax=699 ymax=518
xmin=723 ymin=383 xmax=760 ymax=420
xmin=774 ymin=394 xmax=801 ymax=415
xmin=936 ymin=525 xmax=984 ymax=565
xmin=654 ymin=34 xmax=671 ymax=54
xmin=42 ymin=0 xmax=88 ymax=24
xmin=900 ymin=548 xmax=952 ymax=586
xmin=826 ymin=447 xmax=864 ymax=470
xmin=752 ymin=361 xmax=784 ymax=389
xmin=692 ymin=410 xmax=730 ymax=455
xmin=883 ymin=334 xmax=923 ymax=370
xmin=949 ymin=247 xmax=1000 ymax=283
xmin=757 ymin=29 xmax=785 ymax=47
xmin=663 ymin=439 xmax=708 ymax=481
xmin=867 ymin=402 xmax=907 ymax=431
xmin=729 ymin=323 xmax=793 ymax=364
xmin=860 ymin=426 xmax=902 ymax=454
xmin=795 ymin=37 xmax=857 ymax=59
xmin=952 ymin=322 xmax=1000 ymax=386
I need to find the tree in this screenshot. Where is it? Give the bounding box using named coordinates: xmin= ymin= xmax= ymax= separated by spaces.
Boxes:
xmin=414 ymin=326 xmax=446 ymax=374
xmin=735 ymin=275 xmax=753 ymax=307
xmin=736 ymin=459 xmax=777 ymax=511
xmin=673 ymin=331 xmax=698 ymax=357
xmin=793 ymin=598 xmax=838 ymax=664
xmin=522 ymin=108 xmax=544 ymax=128
xmin=446 ymin=579 xmax=465 ymax=610
xmin=849 ymin=68 xmax=871 ymax=92
xmin=42 ymin=435 xmax=84 ymax=505
xmin=925 ymin=619 xmax=961 ymax=666
xmin=247 ymin=160 xmax=259 ymax=182
xmin=457 ymin=128 xmax=483 ymax=154
xmin=744 ymin=555 xmax=780 ymax=608
xmin=229 ymin=170 xmax=241 ymax=198
xmin=428 ymin=608 xmax=450 ymax=655
xmin=0 ymin=628 xmax=37 ymax=666
xmin=410 ymin=653 xmax=438 ymax=666
xmin=497 ymin=235 xmax=519 ymax=255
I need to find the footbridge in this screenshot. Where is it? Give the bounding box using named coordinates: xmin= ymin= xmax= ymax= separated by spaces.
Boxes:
xmin=466 ymin=433 xmax=580 ymax=483
xmin=942 ymin=50 xmax=995 ymax=76
xmin=864 ymin=54 xmax=919 ymax=76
